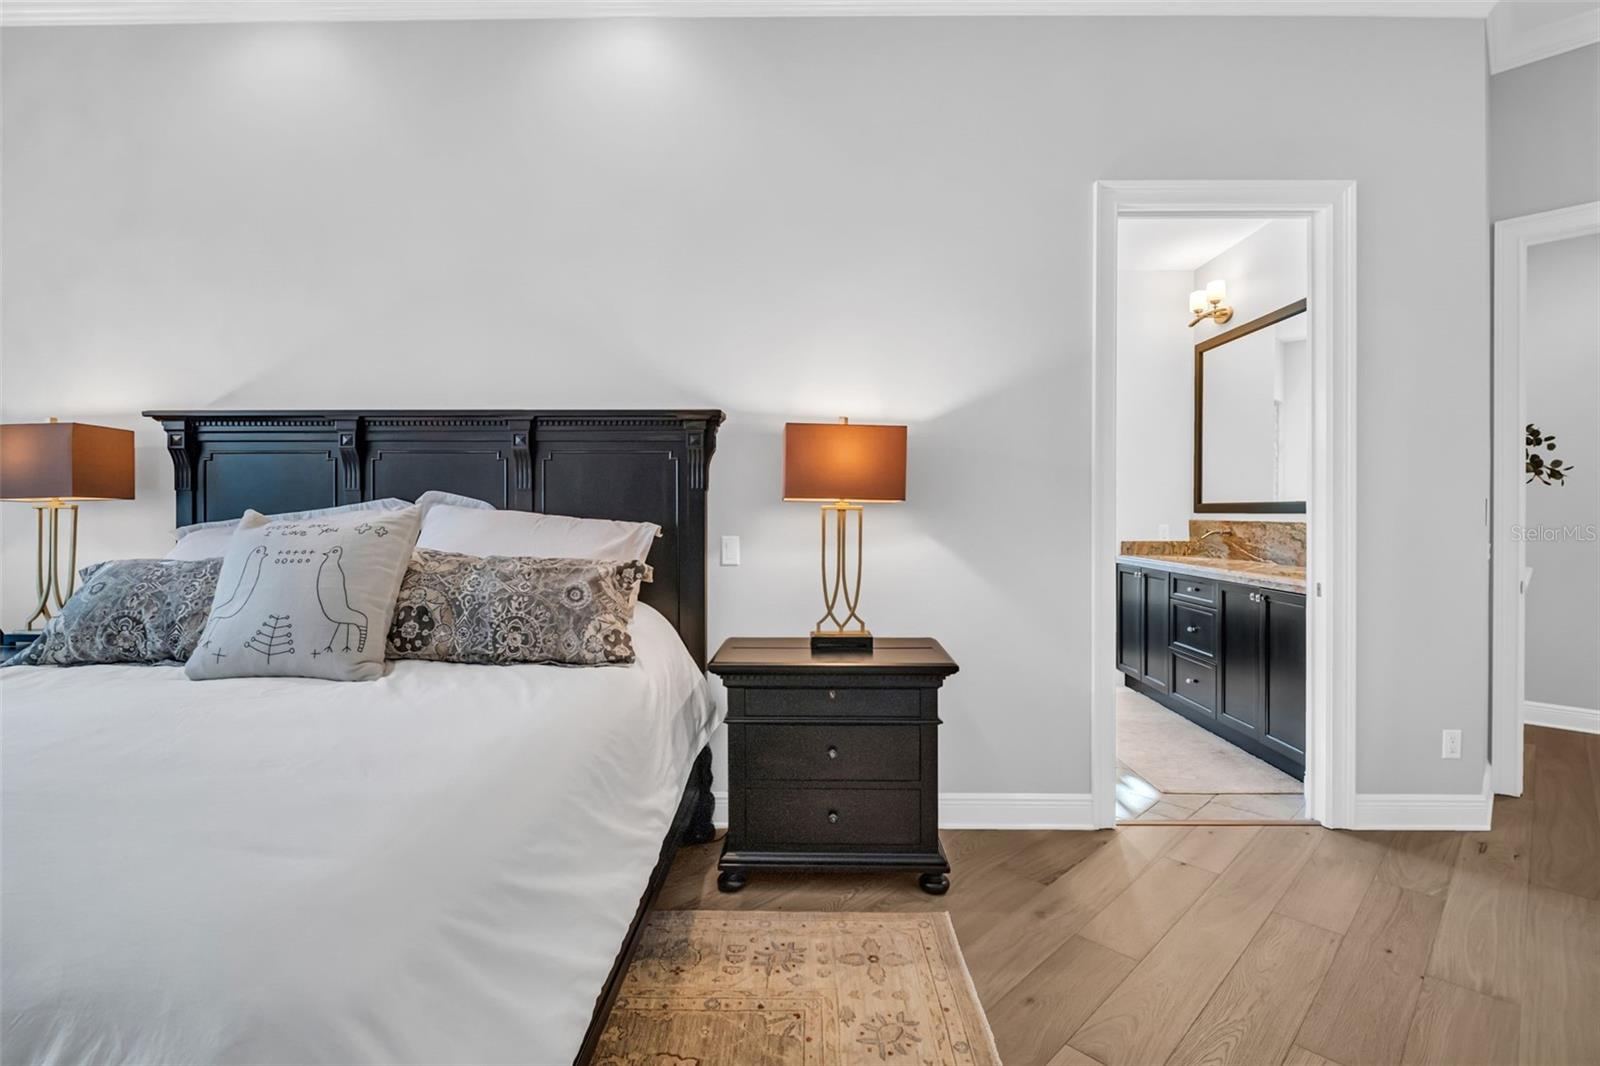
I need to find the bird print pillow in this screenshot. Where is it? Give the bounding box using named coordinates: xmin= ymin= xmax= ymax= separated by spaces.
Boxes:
xmin=184 ymin=506 xmax=422 ymax=682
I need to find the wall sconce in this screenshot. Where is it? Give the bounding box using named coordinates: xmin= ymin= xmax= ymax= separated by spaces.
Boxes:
xmin=1188 ymin=280 xmax=1233 ymax=327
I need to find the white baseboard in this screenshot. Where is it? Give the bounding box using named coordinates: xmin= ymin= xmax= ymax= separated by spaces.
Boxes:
xmin=710 ymin=791 xmax=1095 ymax=831
xmin=939 ymin=793 xmax=1096 ymax=830
xmin=1351 ymin=765 xmax=1493 ymax=831
xmin=1523 ymin=700 xmax=1600 ymax=735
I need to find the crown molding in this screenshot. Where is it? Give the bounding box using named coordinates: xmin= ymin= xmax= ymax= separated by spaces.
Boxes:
xmin=1488 ymin=1 xmax=1600 ymax=74
xmin=0 ymin=0 xmax=1500 ymax=29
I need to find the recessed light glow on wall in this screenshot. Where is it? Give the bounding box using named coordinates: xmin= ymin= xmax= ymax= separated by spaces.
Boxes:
xmin=215 ymin=25 xmax=361 ymax=109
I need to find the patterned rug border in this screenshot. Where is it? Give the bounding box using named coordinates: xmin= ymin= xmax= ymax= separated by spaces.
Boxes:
xmin=606 ymin=909 xmax=1001 ymax=1066
xmin=921 ymin=911 xmax=999 ymax=1064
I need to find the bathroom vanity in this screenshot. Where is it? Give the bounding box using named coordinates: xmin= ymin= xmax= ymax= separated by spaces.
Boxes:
xmin=1116 ymin=552 xmax=1307 ymax=779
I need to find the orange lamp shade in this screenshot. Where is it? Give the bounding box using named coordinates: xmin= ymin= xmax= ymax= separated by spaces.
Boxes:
xmin=0 ymin=422 xmax=136 ymax=502
xmin=783 ymin=421 xmax=907 ymax=503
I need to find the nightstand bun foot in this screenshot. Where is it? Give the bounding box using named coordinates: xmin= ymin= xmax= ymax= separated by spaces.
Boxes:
xmin=717 ymin=870 xmax=748 ymax=893
xmin=919 ymin=872 xmax=950 ymax=896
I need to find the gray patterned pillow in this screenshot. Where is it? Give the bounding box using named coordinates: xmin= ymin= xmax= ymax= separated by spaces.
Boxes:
xmin=3 ymin=558 xmax=223 ymax=667
xmin=387 ymin=549 xmax=646 ymax=666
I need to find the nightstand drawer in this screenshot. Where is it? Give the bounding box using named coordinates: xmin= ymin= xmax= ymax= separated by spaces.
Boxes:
xmin=744 ymin=686 xmax=919 ymax=718
xmin=746 ymin=723 xmax=921 ymax=782
xmin=744 ymin=787 xmax=923 ymax=847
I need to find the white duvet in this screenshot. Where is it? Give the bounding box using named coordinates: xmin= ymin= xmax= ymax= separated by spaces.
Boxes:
xmin=0 ymin=605 xmax=717 ymax=1066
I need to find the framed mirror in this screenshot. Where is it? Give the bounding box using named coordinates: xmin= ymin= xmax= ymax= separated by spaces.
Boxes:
xmin=1194 ymin=298 xmax=1308 ymax=513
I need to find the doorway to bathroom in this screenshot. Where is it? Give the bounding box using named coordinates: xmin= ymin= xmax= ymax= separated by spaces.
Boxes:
xmin=1490 ymin=201 xmax=1600 ymax=796
xmin=1090 ymin=181 xmax=1358 ymax=829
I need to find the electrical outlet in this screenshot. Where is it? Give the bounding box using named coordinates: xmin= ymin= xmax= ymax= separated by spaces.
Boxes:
xmin=1441 ymin=729 xmax=1462 ymax=759
xmin=1157 ymin=523 xmax=1172 ymax=539
xmin=720 ymin=535 xmax=741 ymax=566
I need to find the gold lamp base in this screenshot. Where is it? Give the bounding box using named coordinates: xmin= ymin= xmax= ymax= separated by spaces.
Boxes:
xmin=811 ymin=501 xmax=875 ymax=653
xmin=26 ymin=499 xmax=79 ymax=631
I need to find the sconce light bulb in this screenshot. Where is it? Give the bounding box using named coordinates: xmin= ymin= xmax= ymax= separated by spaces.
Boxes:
xmin=1189 ymin=290 xmax=1208 ymax=314
xmin=1205 ymin=279 xmax=1228 ymax=304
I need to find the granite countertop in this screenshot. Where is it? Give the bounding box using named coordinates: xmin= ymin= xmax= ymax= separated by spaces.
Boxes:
xmin=1117 ymin=553 xmax=1307 ymax=594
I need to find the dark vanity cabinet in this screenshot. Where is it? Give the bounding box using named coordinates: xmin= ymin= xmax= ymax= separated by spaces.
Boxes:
xmin=1116 ymin=565 xmax=1170 ymax=693
xmin=1118 ymin=563 xmax=1306 ymax=778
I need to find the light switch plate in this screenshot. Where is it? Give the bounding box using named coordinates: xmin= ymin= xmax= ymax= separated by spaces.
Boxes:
xmin=720 ymin=535 xmax=741 ymax=566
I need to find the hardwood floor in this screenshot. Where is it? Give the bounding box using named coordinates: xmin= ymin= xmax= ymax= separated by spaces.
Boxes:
xmin=657 ymin=725 xmax=1600 ymax=1064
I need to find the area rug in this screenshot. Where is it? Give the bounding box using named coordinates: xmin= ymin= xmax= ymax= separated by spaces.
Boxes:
xmin=1117 ymin=686 xmax=1303 ymax=794
xmin=594 ymin=911 xmax=1000 ymax=1066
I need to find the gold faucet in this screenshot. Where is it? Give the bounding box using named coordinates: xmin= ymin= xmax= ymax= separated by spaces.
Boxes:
xmin=1198 ymin=529 xmax=1225 ymax=542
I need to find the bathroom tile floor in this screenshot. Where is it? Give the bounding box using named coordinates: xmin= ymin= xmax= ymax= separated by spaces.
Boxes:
xmin=1116 ymin=761 xmax=1308 ymax=822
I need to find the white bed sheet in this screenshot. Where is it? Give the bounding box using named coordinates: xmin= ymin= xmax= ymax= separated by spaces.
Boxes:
xmin=0 ymin=604 xmax=717 ymax=1066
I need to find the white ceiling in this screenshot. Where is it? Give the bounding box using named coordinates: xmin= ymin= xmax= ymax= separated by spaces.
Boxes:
xmin=8 ymin=2 xmax=1593 ymax=75
xmin=1117 ymin=218 xmax=1272 ymax=273
xmin=2 ymin=0 xmax=1505 ymax=28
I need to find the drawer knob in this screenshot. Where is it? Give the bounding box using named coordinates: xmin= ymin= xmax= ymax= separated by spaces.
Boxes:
xmin=827 ymin=690 xmax=837 ymax=701
xmin=827 ymin=810 xmax=840 ymax=824
xmin=827 ymin=745 xmax=839 ymax=759
xmin=1186 ymin=625 xmax=1201 ymax=634
xmin=1186 ymin=677 xmax=1200 ymax=684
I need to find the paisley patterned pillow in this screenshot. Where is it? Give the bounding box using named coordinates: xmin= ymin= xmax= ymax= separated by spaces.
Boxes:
xmin=387 ymin=549 xmax=646 ymax=666
xmin=3 ymin=558 xmax=223 ymax=667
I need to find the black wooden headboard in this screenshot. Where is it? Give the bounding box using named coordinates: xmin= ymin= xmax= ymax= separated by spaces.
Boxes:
xmin=143 ymin=409 xmax=725 ymax=668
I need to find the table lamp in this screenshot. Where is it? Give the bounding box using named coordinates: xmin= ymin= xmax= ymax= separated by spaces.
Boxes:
xmin=0 ymin=419 xmax=135 ymax=632
xmin=783 ymin=418 xmax=906 ymax=652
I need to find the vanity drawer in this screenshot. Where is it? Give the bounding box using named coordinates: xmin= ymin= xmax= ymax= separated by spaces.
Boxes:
xmin=1171 ymin=601 xmax=1217 ymax=658
xmin=745 ymin=723 xmax=921 ymax=783
xmin=743 ymin=686 xmax=919 ymax=718
xmin=1171 ymin=575 xmax=1218 ymax=606
xmin=744 ymin=786 xmax=924 ymax=848
xmin=1170 ymin=652 xmax=1219 ymax=716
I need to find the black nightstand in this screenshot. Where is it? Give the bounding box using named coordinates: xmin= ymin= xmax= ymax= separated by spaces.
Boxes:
xmin=708 ymin=637 xmax=959 ymax=895
xmin=0 ymin=630 xmax=40 ymax=656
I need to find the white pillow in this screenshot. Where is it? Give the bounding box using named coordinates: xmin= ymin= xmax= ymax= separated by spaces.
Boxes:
xmin=173 ymin=498 xmax=413 ymax=540
xmin=416 ymin=504 xmax=661 ymax=565
xmin=167 ymin=493 xmax=495 ymax=559
xmin=165 ymin=527 xmax=236 ymax=561
xmin=414 ymin=490 xmax=495 ymax=516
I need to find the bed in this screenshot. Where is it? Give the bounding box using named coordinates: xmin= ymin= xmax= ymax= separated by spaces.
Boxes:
xmin=0 ymin=409 xmax=724 ymax=1066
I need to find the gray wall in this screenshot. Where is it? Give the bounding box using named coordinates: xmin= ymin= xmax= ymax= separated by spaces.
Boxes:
xmin=1490 ymin=42 xmax=1600 ymax=220
xmin=1523 ymin=234 xmax=1600 ymax=712
xmin=1 ymin=16 xmax=1491 ymax=798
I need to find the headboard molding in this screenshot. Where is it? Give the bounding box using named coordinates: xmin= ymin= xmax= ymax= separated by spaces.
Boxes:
xmin=144 ymin=409 xmax=725 ymax=668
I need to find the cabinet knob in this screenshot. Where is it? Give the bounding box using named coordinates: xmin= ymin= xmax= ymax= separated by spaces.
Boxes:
xmin=1186 ymin=677 xmax=1200 ymax=684
xmin=827 ymin=745 xmax=839 ymax=760
xmin=827 ymin=690 xmax=836 ymax=701
xmin=1186 ymin=625 xmax=1200 ymax=633
xmin=827 ymin=810 xmax=840 ymax=824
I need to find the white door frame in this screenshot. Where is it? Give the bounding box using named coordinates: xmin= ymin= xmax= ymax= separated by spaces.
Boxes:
xmin=1490 ymin=201 xmax=1600 ymax=796
xmin=1090 ymin=179 xmax=1358 ymax=829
